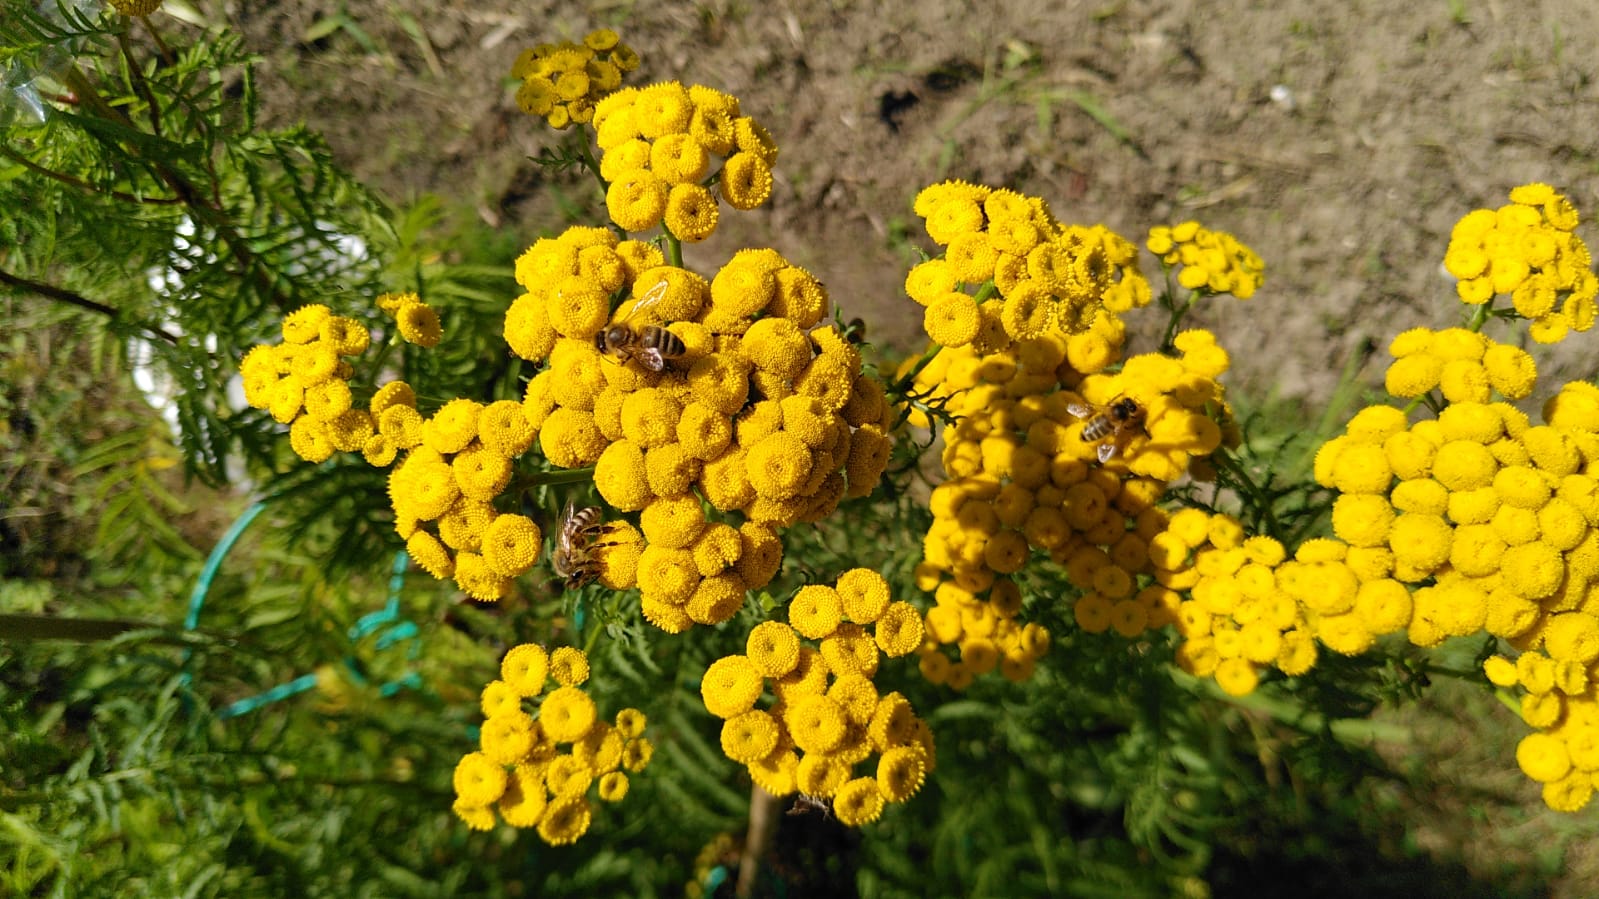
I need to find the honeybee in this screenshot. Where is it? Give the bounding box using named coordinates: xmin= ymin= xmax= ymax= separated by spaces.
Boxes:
xmin=786 ymin=793 xmax=833 ymax=819
xmin=1066 ymin=395 xmax=1147 ymax=463
xmin=550 ymin=503 xmax=610 ymax=589
xmin=594 ymin=280 xmax=687 ymax=372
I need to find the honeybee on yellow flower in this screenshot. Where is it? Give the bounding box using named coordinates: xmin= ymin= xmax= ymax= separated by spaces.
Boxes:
xmin=594 ymin=280 xmax=687 ymax=371
xmin=1067 ymin=395 xmax=1147 ymax=462
xmin=551 ymin=503 xmax=613 ymax=589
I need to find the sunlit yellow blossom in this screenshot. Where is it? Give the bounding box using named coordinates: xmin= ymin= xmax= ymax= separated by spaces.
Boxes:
xmin=721 ymin=709 xmax=781 ymax=764
xmin=539 ymin=686 xmax=598 ymax=743
xmin=540 ymin=408 xmax=607 ymax=468
xmin=537 ymin=795 xmax=592 ymax=846
xmin=746 ymin=620 xmax=802 ymax=677
xmin=721 ymin=151 xmax=774 ymax=210
xmin=789 ymin=584 xmax=845 ymax=640
xmin=700 ymin=655 xmax=764 ymax=719
xmin=501 ymin=644 xmax=549 ymax=697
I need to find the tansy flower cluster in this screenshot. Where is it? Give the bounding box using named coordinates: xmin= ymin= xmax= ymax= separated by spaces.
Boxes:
xmin=376 ymin=290 xmax=443 ymax=348
xmin=698 ymin=569 xmax=935 ymax=827
xmin=594 ymin=81 xmax=777 ymax=241
xmin=1444 ymin=183 xmax=1597 ymax=344
xmin=1382 ymin=326 xmax=1538 ymax=402
xmin=905 ymin=322 xmax=1234 ymax=687
xmin=1488 ymin=650 xmax=1599 ymax=813
xmin=1310 ymin=378 xmax=1599 ymax=807
xmin=239 ymin=304 xmax=373 ymax=465
xmin=1146 ymin=221 xmax=1265 ymax=298
xmin=907 ymin=181 xmax=1149 ymax=353
xmin=510 ymin=29 xmax=640 ymax=129
xmin=1149 ymin=510 xmax=1326 ymax=696
xmin=453 ymin=645 xmax=654 ymax=843
xmin=506 ymin=225 xmax=893 ymax=630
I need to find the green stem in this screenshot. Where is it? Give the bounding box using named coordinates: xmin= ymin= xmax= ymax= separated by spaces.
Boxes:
xmin=1158 ymin=288 xmax=1199 ymax=352
xmin=972 ymin=280 xmax=998 ymax=303
xmin=508 ymin=466 xmax=596 ymax=498
xmin=116 ymin=27 xmax=161 ymax=138
xmin=0 ymin=265 xmax=181 ymax=345
xmin=665 ymin=230 xmax=683 ymax=268
xmin=0 ymin=144 xmax=182 ymax=205
xmin=577 ymin=136 xmax=607 ymax=190
xmin=1464 ymin=297 xmax=1494 ymax=332
xmin=0 ymin=613 xmax=195 ymax=644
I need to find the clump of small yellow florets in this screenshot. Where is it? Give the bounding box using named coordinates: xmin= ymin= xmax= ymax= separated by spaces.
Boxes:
xmin=905 ymin=323 xmax=1237 ymax=687
xmin=1146 ymin=221 xmax=1265 ymax=299
xmin=1307 ymin=364 xmax=1599 ymax=811
xmin=593 ymin=81 xmax=777 ymax=241
xmin=908 ymin=180 xmax=1149 ymax=353
xmin=1444 ymin=183 xmax=1597 ymax=344
xmin=1487 ymin=655 xmax=1599 ymax=813
xmin=510 ymin=29 xmax=640 ymax=129
xmin=1147 ymin=510 xmax=1322 ymax=696
xmin=377 ymin=291 xmax=443 ymax=348
xmin=699 ymin=569 xmax=935 ymax=827
xmin=1314 ymin=382 xmax=1599 ymax=649
xmin=239 ymin=304 xmax=373 ymax=465
xmin=1382 ymin=326 xmax=1538 ymax=402
xmin=379 ymin=391 xmax=543 ymax=600
xmin=503 ymin=225 xmax=893 ymax=630
xmin=453 ymin=645 xmax=653 ymax=843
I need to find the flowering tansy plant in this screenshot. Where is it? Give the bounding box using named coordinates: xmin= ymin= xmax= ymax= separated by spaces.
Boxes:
xmin=242 ymin=20 xmax=1599 ymax=849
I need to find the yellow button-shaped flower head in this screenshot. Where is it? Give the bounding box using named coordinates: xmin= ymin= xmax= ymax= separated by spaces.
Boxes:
xmin=1384 ymin=354 xmax=1442 ymax=398
xmin=539 ymin=408 xmax=606 ymax=468
xmin=836 ymin=569 xmax=892 ymax=624
xmin=619 ymin=387 xmax=683 ymax=449
xmin=1517 ymin=732 xmax=1573 ymax=784
xmin=453 ymin=751 xmax=508 ymax=808
xmin=720 ymin=709 xmax=780 ymax=764
xmin=501 ymin=644 xmax=549 ymax=697
xmin=538 ymin=685 xmax=598 ymax=743
xmin=1523 ymin=426 xmax=1580 ymax=477
xmin=1431 ymin=440 xmax=1498 ymax=491
xmin=1545 ymin=612 xmax=1599 ymax=664
xmin=786 ymin=694 xmax=850 ymax=755
xmin=745 ymin=431 xmax=814 ymax=500
xmin=640 ymin=493 xmax=708 ymax=549
xmin=1387 ymin=513 xmax=1453 ymax=574
xmin=700 ymin=655 xmax=763 ymax=719
xmin=1500 ymin=541 xmax=1563 ymax=599
xmin=605 ymin=169 xmax=667 ymax=233
xmin=1332 ymin=493 xmax=1396 ymax=547
xmin=745 ymin=620 xmax=801 ymax=678
xmin=1484 ymin=344 xmax=1538 ymax=400
xmin=687 ymin=354 xmax=752 ymax=416
xmin=720 ymin=151 xmax=774 ymax=211
xmin=1329 ymin=442 xmax=1393 ymax=495
xmin=482 ymin=513 xmax=543 ymax=578
xmin=789 ymin=584 xmax=844 ymax=640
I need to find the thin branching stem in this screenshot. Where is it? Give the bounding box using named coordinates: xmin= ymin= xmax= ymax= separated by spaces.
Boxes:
xmin=0 ymin=266 xmax=181 ymax=346
xmin=0 ymin=145 xmax=182 ymax=205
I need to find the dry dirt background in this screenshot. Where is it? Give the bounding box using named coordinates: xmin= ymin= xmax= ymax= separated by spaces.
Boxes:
xmin=225 ymin=0 xmax=1599 ymax=406
xmin=212 ymin=0 xmax=1599 ymax=891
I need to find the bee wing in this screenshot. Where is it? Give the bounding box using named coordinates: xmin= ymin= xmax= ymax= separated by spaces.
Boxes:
xmin=1066 ymin=402 xmax=1096 ymax=421
xmin=620 ymin=279 xmax=669 ymax=324
xmin=1097 ymin=441 xmax=1120 ymax=463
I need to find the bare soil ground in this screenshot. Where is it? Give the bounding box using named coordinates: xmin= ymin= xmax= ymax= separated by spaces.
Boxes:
xmin=218 ymin=0 xmax=1599 ymax=891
